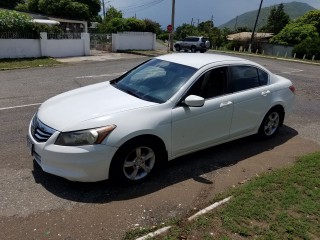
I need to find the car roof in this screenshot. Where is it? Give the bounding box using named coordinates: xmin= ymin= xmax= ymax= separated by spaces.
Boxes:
xmin=156 ymin=53 xmax=253 ymax=69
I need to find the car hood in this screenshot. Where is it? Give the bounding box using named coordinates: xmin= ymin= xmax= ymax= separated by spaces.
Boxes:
xmin=38 ymin=82 xmax=157 ymax=131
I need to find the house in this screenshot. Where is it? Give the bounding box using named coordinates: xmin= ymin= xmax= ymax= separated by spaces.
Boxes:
xmin=28 ymin=13 xmax=88 ymax=33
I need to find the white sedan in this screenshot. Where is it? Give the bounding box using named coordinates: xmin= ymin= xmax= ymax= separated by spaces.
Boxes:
xmin=27 ymin=53 xmax=295 ymax=184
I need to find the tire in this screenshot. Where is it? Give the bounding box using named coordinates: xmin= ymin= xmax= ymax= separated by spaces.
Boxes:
xmin=175 ymin=45 xmax=181 ymax=51
xmin=110 ymin=138 xmax=165 ymax=185
xmin=258 ymin=108 xmax=283 ymax=139
xmin=191 ymin=46 xmax=196 ymax=53
xmin=184 ymin=49 xmax=188 ymax=52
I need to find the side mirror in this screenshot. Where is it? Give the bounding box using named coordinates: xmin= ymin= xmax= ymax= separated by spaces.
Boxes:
xmin=183 ymin=95 xmax=205 ymax=107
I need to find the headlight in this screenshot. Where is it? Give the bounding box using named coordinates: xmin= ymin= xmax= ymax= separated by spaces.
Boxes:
xmin=55 ymin=125 xmax=116 ymax=146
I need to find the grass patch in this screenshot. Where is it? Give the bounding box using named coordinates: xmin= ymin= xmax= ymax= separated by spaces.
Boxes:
xmin=0 ymin=57 xmax=61 ymax=70
xmin=127 ymin=152 xmax=320 ymax=239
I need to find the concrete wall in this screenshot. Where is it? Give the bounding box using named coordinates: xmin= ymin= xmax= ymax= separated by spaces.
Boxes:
xmin=0 ymin=39 xmax=41 ymax=58
xmin=0 ymin=32 xmax=90 ymax=59
xmin=261 ymin=43 xmax=294 ymax=57
xmin=112 ymin=32 xmax=156 ymax=52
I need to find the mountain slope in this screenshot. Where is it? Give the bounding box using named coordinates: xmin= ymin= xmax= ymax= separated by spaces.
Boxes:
xmin=219 ymin=1 xmax=315 ymax=30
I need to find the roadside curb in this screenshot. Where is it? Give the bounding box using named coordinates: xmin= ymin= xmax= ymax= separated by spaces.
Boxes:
xmin=210 ymin=50 xmax=320 ymax=66
xmin=135 ymin=196 xmax=232 ymax=240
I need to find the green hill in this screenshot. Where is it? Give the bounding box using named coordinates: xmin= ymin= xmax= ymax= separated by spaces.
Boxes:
xmin=219 ymin=1 xmax=315 ymax=30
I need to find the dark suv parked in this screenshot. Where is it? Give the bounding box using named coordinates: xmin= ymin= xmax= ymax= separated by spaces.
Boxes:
xmin=174 ymin=36 xmax=210 ymax=53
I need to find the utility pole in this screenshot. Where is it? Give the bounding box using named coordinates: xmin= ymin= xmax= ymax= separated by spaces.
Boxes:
xmin=102 ymin=0 xmax=106 ymax=18
xmin=249 ymin=0 xmax=264 ymax=51
xmin=170 ymin=0 xmax=175 ymax=51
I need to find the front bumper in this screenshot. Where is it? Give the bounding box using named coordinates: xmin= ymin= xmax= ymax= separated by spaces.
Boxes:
xmin=28 ymin=122 xmax=118 ymax=182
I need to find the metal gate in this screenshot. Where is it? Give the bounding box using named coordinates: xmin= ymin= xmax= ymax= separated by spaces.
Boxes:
xmin=90 ymin=34 xmax=112 ymax=54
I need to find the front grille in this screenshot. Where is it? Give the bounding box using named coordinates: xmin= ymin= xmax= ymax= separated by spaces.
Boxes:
xmin=31 ymin=115 xmax=56 ymax=142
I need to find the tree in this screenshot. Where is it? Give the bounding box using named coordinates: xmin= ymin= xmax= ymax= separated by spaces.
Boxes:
xmin=271 ymin=9 xmax=320 ymax=45
xmin=75 ymin=0 xmax=101 ymax=21
xmin=293 ymin=37 xmax=320 ymax=59
xmin=263 ymin=4 xmax=290 ymax=34
xmin=15 ymin=0 xmax=100 ymax=21
xmin=198 ymin=20 xmax=213 ymax=33
xmin=17 ymin=0 xmax=40 ymax=12
xmin=105 ymin=6 xmax=123 ymax=22
xmin=0 ymin=9 xmax=33 ymax=32
xmin=175 ymin=24 xmax=199 ymax=40
xmin=101 ymin=18 xmax=129 ymax=33
xmin=126 ymin=18 xmax=146 ymax=32
xmin=296 ymin=10 xmax=320 ymax=34
xmin=235 ymin=26 xmax=252 ymax=33
xmin=144 ymin=19 xmax=161 ymax=34
xmin=0 ymin=0 xmax=23 ymax=9
xmin=271 ymin=22 xmax=318 ymax=45
xmin=0 ymin=9 xmax=62 ymax=36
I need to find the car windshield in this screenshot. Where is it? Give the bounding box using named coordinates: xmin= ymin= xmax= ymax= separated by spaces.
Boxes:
xmin=111 ymin=59 xmax=197 ymax=103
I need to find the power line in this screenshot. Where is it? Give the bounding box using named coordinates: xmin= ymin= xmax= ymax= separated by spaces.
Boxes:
xmin=118 ymin=0 xmax=166 ymax=14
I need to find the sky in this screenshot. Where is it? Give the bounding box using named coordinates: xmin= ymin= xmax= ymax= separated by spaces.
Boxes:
xmin=106 ymin=0 xmax=320 ymax=28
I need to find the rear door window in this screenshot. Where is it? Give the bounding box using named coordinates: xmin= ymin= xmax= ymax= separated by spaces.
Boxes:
xmin=229 ymin=66 xmax=260 ymax=92
xmin=258 ymin=69 xmax=269 ymax=86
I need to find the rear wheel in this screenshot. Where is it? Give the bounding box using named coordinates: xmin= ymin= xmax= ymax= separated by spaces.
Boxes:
xmin=191 ymin=46 xmax=196 ymax=53
xmin=258 ymin=108 xmax=283 ymax=139
xmin=110 ymin=139 xmax=165 ymax=185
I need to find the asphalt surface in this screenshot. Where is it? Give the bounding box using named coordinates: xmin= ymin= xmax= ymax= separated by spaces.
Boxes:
xmin=0 ymin=53 xmax=319 ymax=239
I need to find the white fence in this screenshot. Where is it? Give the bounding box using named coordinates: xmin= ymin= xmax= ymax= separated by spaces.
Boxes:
xmin=112 ymin=32 xmax=156 ymax=52
xmin=0 ymin=32 xmax=90 ymax=59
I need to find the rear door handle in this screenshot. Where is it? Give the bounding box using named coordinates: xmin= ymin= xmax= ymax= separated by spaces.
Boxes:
xmin=261 ymin=90 xmax=271 ymax=96
xmin=220 ymin=101 xmax=233 ymax=108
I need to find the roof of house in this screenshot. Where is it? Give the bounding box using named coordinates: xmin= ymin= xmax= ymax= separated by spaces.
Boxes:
xmin=227 ymin=32 xmax=274 ymax=41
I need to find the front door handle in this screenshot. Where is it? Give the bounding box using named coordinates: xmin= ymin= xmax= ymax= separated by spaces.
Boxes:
xmin=261 ymin=90 xmax=271 ymax=96
xmin=220 ymin=101 xmax=233 ymax=108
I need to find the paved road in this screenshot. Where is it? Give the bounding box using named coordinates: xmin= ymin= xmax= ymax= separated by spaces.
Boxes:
xmin=0 ymin=54 xmax=319 ymax=239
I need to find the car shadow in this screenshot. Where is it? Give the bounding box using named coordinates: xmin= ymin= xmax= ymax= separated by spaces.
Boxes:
xmin=32 ymin=125 xmax=298 ymax=203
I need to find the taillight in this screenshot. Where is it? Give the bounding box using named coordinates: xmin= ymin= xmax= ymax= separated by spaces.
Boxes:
xmin=289 ymin=85 xmax=295 ymax=94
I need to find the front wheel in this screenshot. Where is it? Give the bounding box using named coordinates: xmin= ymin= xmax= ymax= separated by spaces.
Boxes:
xmin=258 ymin=108 xmax=283 ymax=139
xmin=110 ymin=139 xmax=165 ymax=185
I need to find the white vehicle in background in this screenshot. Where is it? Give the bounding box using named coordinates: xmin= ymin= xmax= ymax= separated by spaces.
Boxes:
xmin=27 ymin=53 xmax=295 ymax=184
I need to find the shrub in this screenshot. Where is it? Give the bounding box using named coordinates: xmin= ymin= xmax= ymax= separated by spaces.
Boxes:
xmin=293 ymin=37 xmax=320 ymax=59
xmin=0 ymin=10 xmax=34 ymax=32
xmin=0 ymin=9 xmax=64 ymax=38
xmin=126 ymin=18 xmax=146 ymax=32
xmin=158 ymin=33 xmax=169 ymax=42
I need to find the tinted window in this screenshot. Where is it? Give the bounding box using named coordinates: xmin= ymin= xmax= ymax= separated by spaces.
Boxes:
xmin=230 ymin=66 xmax=260 ymax=92
xmin=186 ymin=67 xmax=228 ymax=99
xmin=258 ymin=69 xmax=269 ymax=86
xmin=190 ymin=37 xmax=199 ymax=42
